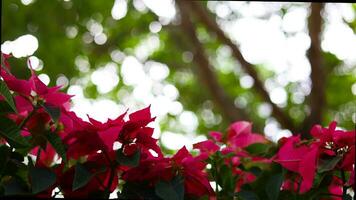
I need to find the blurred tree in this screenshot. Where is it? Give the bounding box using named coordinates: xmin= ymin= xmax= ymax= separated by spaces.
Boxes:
xmin=2 ymin=1 xmax=355 ymax=148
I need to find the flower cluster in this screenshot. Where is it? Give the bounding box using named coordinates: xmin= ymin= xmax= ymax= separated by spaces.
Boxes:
xmin=0 ymin=54 xmax=213 ymax=199
xmin=0 ymin=54 xmax=354 ymax=200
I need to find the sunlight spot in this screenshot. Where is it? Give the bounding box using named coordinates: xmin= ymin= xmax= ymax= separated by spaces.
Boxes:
xmin=133 ymin=0 xmax=147 ymax=12
xmin=258 ymin=103 xmax=272 ymax=118
xmin=110 ymin=50 xmax=126 ymax=63
xmin=111 ymin=0 xmax=127 ymax=20
xmin=21 ymin=0 xmax=34 ymax=6
xmin=1 ymin=34 xmax=38 ymax=58
xmin=142 ymin=0 xmax=176 ymax=21
xmin=240 ymin=75 xmax=254 ymax=89
xmin=149 ymin=21 xmax=162 ymax=33
xmin=38 ymin=74 xmax=50 ymax=86
xmin=28 ymin=56 xmax=43 ymax=71
xmin=56 ymin=75 xmax=69 ymax=88
xmin=282 ymin=7 xmax=307 ymax=33
xmin=65 ymin=26 xmax=78 ymax=39
xmin=179 ymin=111 xmax=198 ymax=133
xmin=121 ymin=56 xmax=145 ymax=85
xmin=163 ymin=84 xmax=178 ymax=100
xmin=270 ymin=87 xmax=287 ymax=105
xmin=94 ymin=33 xmax=107 ymax=45
xmin=91 ymin=62 xmax=119 ymax=94
xmin=67 ymin=85 xmax=84 ymax=99
xmin=182 ymin=51 xmax=193 ymax=63
xmin=169 ymin=101 xmax=183 ymax=116
xmin=147 ymin=61 xmax=169 ymax=81
xmin=161 ymin=131 xmax=190 ymax=150
xmin=352 ymin=83 xmax=356 ymax=95
xmin=75 ymin=56 xmax=90 ymax=73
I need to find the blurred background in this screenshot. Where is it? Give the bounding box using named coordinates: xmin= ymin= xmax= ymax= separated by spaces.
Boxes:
xmin=2 ymin=1 xmax=356 ymax=153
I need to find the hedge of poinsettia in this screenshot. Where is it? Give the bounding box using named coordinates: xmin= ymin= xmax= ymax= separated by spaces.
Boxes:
xmin=0 ymin=54 xmax=354 ymax=200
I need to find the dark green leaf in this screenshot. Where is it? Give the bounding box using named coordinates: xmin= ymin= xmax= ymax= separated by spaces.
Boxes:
xmin=72 ymin=163 xmax=93 ymax=191
xmin=119 ymin=181 xmax=159 ymax=199
xmin=236 ymin=190 xmax=260 ymax=200
xmin=44 ymin=131 xmax=67 ymax=162
xmin=343 ymin=193 xmax=353 ymax=200
xmin=29 ymin=167 xmax=56 ymax=194
xmin=245 ymin=143 xmax=270 ymax=156
xmin=0 ymin=80 xmax=17 ymax=113
xmin=0 ymin=100 xmax=14 ymax=114
xmin=41 ymin=104 xmax=60 ymax=122
xmin=265 ymin=173 xmax=284 ymax=200
xmin=0 ymin=116 xmax=29 ymax=148
xmin=155 ymin=175 xmax=185 ymax=200
xmin=318 ymin=156 xmax=342 ymax=173
xmin=116 ymin=149 xmax=140 ymax=167
xmin=3 ymin=177 xmax=29 ymax=196
xmin=0 ymin=145 xmax=11 ymax=176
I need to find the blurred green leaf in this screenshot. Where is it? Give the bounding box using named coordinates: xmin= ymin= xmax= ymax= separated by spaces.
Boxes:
xmin=265 ymin=173 xmax=284 ymax=200
xmin=41 ymin=104 xmax=60 ymax=123
xmin=318 ymin=156 xmax=342 ymax=173
xmin=29 ymin=167 xmax=56 ymax=194
xmin=0 ymin=116 xmax=29 ymax=148
xmin=116 ymin=148 xmax=140 ymax=167
xmin=0 ymin=80 xmax=17 ymax=113
xmin=44 ymin=131 xmax=67 ymax=162
xmin=72 ymin=163 xmax=93 ymax=191
xmin=155 ymin=175 xmax=185 ymax=200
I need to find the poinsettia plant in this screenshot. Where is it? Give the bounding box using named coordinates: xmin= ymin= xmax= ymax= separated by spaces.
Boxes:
xmin=0 ymin=54 xmax=354 ymax=200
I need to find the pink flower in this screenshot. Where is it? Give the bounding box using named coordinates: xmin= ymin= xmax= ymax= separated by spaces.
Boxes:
xmin=172 ymin=147 xmax=214 ymax=197
xmin=275 ymin=135 xmax=319 ymax=193
xmin=227 ymin=121 xmax=267 ymax=148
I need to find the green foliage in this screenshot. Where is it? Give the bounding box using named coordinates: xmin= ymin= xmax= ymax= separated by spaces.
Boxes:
xmin=265 ymin=173 xmax=284 ymax=200
xmin=29 ymin=167 xmax=56 ymax=194
xmin=72 ymin=163 xmax=93 ymax=191
xmin=155 ymin=175 xmax=185 ymax=200
xmin=116 ymin=148 xmax=141 ymax=167
xmin=41 ymin=104 xmax=60 ymax=123
xmin=0 ymin=80 xmax=17 ymax=113
xmin=0 ymin=116 xmax=30 ymax=148
xmin=44 ymin=131 xmax=67 ymax=162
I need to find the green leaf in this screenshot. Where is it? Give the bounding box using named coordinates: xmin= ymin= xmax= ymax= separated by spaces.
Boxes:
xmin=318 ymin=156 xmax=342 ymax=173
xmin=116 ymin=149 xmax=140 ymax=167
xmin=29 ymin=167 xmax=56 ymax=194
xmin=41 ymin=104 xmax=60 ymax=122
xmin=0 ymin=116 xmax=29 ymax=148
xmin=155 ymin=175 xmax=185 ymax=200
xmin=0 ymin=80 xmax=17 ymax=113
xmin=245 ymin=143 xmax=270 ymax=156
xmin=236 ymin=190 xmax=260 ymax=200
xmin=72 ymin=163 xmax=94 ymax=191
xmin=265 ymin=173 xmax=284 ymax=200
xmin=343 ymin=193 xmax=353 ymax=200
xmin=0 ymin=145 xmax=11 ymax=176
xmin=0 ymin=100 xmax=14 ymax=114
xmin=44 ymin=131 xmax=67 ymax=162
xmin=3 ymin=177 xmax=29 ymax=196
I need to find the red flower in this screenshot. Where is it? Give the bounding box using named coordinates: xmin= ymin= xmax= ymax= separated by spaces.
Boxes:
xmin=1 ymin=70 xmax=72 ymax=108
xmin=311 ymin=121 xmax=355 ymax=171
xmin=172 ymin=147 xmax=214 ymax=197
xmin=227 ymin=121 xmax=267 ymax=148
xmin=275 ymin=135 xmax=319 ymax=193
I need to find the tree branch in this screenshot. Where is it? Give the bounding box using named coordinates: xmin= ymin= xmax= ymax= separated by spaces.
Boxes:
xmin=303 ymin=3 xmax=325 ymax=133
xmin=186 ymin=1 xmax=296 ymax=131
xmin=176 ymin=1 xmax=249 ymax=123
